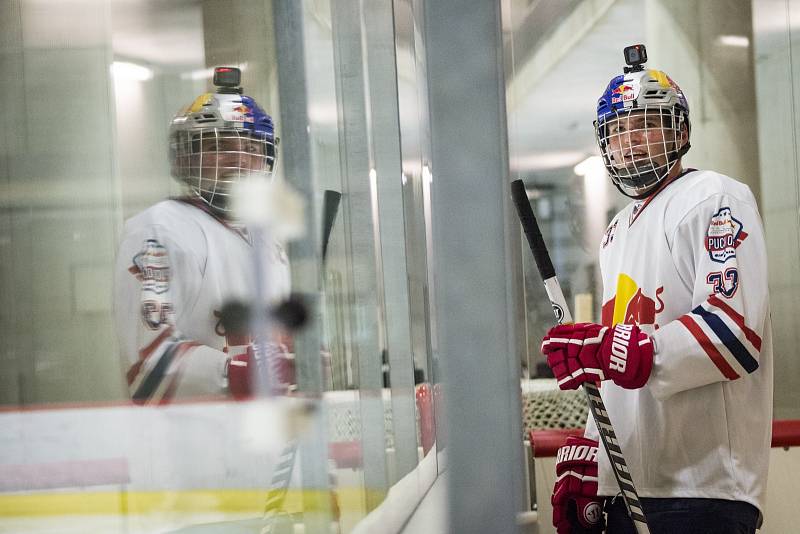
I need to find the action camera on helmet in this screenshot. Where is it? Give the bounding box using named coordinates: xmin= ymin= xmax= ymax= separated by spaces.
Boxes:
xmin=623 ymin=44 xmax=647 ymax=73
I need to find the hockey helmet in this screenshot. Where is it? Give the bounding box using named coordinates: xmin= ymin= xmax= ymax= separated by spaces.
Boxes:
xmin=169 ymin=67 xmax=277 ymax=214
xmin=594 ymin=47 xmax=690 ymax=198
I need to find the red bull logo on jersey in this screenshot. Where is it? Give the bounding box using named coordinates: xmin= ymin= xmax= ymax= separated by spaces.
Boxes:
xmin=706 ymin=207 xmax=747 ymax=263
xmin=601 ymin=273 xmax=664 ymax=328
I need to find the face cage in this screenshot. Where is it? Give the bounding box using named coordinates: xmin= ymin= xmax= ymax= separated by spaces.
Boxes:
xmin=172 ymin=128 xmax=276 ymax=213
xmin=595 ymin=106 xmax=686 ymax=198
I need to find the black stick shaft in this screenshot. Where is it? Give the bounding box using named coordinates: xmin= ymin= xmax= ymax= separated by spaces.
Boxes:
xmin=321 ymin=190 xmax=342 ymax=263
xmin=510 ymin=179 xmax=651 ymax=534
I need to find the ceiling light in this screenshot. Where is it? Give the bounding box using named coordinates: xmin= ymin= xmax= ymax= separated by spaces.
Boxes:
xmin=718 ymin=35 xmax=749 ymax=48
xmin=111 ymin=61 xmax=153 ymax=81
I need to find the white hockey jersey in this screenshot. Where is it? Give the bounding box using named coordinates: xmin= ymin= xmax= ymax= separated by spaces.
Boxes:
xmin=113 ymin=199 xmax=291 ymax=404
xmin=585 ymin=169 xmax=773 ymax=514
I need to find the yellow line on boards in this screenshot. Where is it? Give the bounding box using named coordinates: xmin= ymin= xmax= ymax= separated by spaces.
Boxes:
xmin=0 ymin=488 xmax=377 ymax=517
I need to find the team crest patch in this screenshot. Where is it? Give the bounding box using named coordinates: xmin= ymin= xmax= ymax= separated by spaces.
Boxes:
xmin=629 ymin=201 xmax=644 ymax=226
xmin=705 ymin=207 xmax=747 ymax=263
xmin=131 ymin=239 xmax=171 ymax=294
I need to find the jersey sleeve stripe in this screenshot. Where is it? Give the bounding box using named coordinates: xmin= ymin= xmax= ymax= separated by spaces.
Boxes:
xmin=132 ymin=342 xmax=182 ymax=403
xmin=127 ymin=327 xmax=176 ymax=388
xmin=677 ymin=315 xmax=740 ymax=380
xmin=146 ymin=341 xmax=201 ymax=404
xmin=126 ymin=361 xmax=144 ymax=387
xmin=138 ymin=326 xmax=175 ymax=360
xmin=691 ymin=305 xmax=760 ymax=374
xmin=707 ymin=295 xmax=762 ymax=351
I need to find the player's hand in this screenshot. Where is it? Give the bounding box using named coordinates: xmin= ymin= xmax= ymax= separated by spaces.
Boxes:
xmin=552 ymin=436 xmax=604 ymax=534
xmin=226 ymin=342 xmax=296 ymax=399
xmin=227 ymin=345 xmax=255 ymax=400
xmin=541 ymin=322 xmax=653 ymax=390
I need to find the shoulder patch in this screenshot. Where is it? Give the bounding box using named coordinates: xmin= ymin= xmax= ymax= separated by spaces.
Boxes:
xmin=134 ymin=239 xmax=174 ymax=330
xmin=705 ymin=207 xmax=747 ymax=263
xmin=132 ymin=239 xmax=171 ymax=293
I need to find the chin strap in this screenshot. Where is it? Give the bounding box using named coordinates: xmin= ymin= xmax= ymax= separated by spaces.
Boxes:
xmin=676 ymin=141 xmax=691 ymax=159
xmin=615 ymin=139 xmax=692 ymax=199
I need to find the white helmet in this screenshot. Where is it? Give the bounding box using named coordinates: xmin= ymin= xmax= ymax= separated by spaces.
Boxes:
xmin=594 ymin=52 xmax=690 ymax=198
xmin=169 ymin=67 xmax=276 ymax=214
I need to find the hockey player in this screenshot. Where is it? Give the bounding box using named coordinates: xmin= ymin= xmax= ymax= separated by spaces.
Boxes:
xmin=542 ymin=46 xmax=772 ymax=533
xmin=114 ymin=67 xmax=293 ymax=404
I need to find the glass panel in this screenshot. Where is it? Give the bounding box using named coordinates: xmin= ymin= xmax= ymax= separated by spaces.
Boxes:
xmin=0 ymin=0 xmax=431 ymax=531
xmin=753 ymin=0 xmax=800 ymax=418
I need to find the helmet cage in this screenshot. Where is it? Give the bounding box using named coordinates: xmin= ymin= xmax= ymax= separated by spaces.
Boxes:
xmin=595 ymin=105 xmax=688 ymax=198
xmin=171 ymin=128 xmax=276 ymax=213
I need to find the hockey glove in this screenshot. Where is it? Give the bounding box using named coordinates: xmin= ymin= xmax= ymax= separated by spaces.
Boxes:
xmin=541 ymin=322 xmax=653 ymax=390
xmin=552 ymin=436 xmax=604 ymax=534
xmin=226 ymin=342 xmax=296 ymax=399
xmin=226 ymin=344 xmax=255 ymax=400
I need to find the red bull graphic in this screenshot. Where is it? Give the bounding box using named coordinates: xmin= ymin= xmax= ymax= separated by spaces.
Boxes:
xmin=601 ymin=273 xmax=664 ymax=328
xmin=611 ymin=84 xmax=634 ymax=104
xmin=223 ymin=102 xmax=254 ymax=124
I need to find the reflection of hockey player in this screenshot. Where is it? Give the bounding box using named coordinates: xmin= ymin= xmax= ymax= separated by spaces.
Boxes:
xmin=114 ymin=68 xmax=291 ymax=403
xmin=542 ymin=48 xmax=772 ymax=533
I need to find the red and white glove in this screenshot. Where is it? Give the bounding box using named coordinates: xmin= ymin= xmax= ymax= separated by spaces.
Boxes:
xmin=226 ymin=343 xmax=296 ymax=399
xmin=541 ymin=322 xmax=653 ymax=390
xmin=227 ymin=345 xmax=255 ymax=400
xmin=552 ymin=436 xmax=604 ymax=534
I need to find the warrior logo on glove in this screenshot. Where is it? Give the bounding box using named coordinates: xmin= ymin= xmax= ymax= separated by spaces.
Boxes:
xmin=552 ymin=436 xmax=604 ymax=534
xmin=541 ymin=322 xmax=654 ymax=390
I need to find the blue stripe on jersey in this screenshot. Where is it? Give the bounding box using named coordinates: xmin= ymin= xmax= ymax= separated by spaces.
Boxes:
xmin=132 ymin=342 xmax=180 ymax=402
xmin=691 ymin=305 xmax=759 ymax=374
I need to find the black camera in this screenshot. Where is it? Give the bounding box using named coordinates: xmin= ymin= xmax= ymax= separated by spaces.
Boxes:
xmin=213 ymin=66 xmax=242 ymax=93
xmin=623 ymin=44 xmax=647 ymax=73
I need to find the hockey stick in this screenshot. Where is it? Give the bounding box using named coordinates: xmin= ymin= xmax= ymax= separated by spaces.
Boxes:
xmin=321 ymin=190 xmax=342 ymax=265
xmin=261 ymin=189 xmax=343 ymax=533
xmin=510 ymin=179 xmax=651 ymax=534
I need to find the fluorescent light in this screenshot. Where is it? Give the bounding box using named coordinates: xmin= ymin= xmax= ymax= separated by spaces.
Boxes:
xmin=111 ymin=61 xmax=153 ymax=81
xmin=718 ymin=35 xmax=749 ymax=48
xmin=573 ymin=155 xmax=605 ymax=177
xmin=510 ymin=150 xmax=586 ymax=172
xmin=183 ymin=67 xmax=215 ymax=81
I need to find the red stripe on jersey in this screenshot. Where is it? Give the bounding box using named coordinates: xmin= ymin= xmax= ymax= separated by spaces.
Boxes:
xmin=128 ymin=327 xmax=177 ymax=388
xmin=138 ymin=327 xmax=175 ymax=361
xmin=125 ymin=360 xmax=144 ymax=386
xmin=707 ymin=295 xmax=762 ymax=351
xmin=678 ymin=315 xmax=740 ymax=380
xmin=126 ymin=361 xmax=144 ymax=386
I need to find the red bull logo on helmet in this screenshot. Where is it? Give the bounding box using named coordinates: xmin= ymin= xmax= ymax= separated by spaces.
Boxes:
xmin=601 ymin=273 xmax=664 ymax=328
xmin=611 ymin=83 xmax=635 ymax=104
